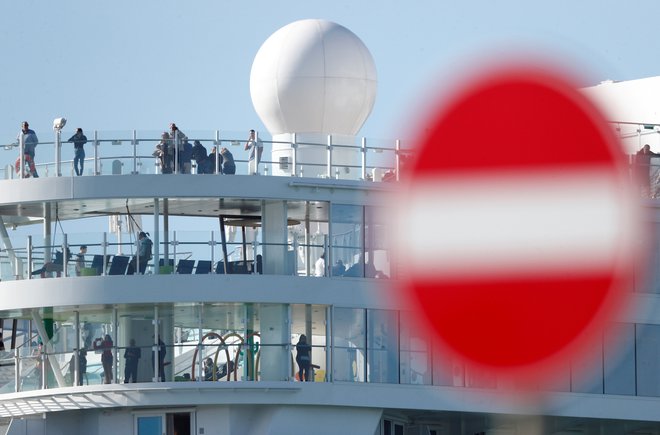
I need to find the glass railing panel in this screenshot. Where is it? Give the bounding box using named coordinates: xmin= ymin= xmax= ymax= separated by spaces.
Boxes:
xmin=44 ymin=350 xmax=72 ymax=389
xmin=84 ymin=349 xmax=108 ymax=386
xmin=1 ymin=128 xmax=418 ymax=181
xmin=17 ymin=346 xmax=41 ymax=392
xmin=166 ymin=230 xmax=217 ymax=268
xmin=96 ymin=156 xmax=139 ymax=176
xmin=604 ymin=322 xmax=636 ymax=395
xmin=0 ymin=253 xmax=25 ymax=282
xmin=251 ymin=343 xmax=289 ymax=381
xmin=170 ymin=342 xmax=197 ymax=382
xmin=400 ymin=311 xmax=432 ymax=386
xmin=399 ymin=349 xmax=432 ymax=385
xmin=362 ymin=137 xmax=399 ymax=183
xmin=332 ymin=347 xmax=365 ymax=382
xmin=0 ymin=351 xmax=15 ymax=392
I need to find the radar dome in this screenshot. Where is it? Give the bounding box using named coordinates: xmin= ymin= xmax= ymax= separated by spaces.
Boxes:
xmin=250 ymin=19 xmax=377 ymax=136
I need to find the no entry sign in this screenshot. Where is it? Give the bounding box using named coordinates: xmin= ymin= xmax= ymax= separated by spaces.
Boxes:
xmin=396 ymin=66 xmax=638 ymax=372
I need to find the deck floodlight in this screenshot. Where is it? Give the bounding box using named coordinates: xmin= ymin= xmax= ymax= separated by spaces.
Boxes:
xmin=53 ymin=117 xmax=67 ymax=130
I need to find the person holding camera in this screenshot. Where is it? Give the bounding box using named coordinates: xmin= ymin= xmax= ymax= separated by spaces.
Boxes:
xmin=68 ymin=128 xmax=88 ymax=176
xmin=93 ymin=334 xmax=114 ymax=384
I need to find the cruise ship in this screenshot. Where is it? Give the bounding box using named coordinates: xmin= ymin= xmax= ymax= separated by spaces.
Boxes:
xmin=1 ymin=18 xmax=660 ymax=435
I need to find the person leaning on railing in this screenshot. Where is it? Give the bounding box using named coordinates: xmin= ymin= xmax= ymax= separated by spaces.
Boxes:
xmin=220 ymin=147 xmax=236 ymax=174
xmin=127 ymin=232 xmax=153 ymax=275
xmin=169 ymin=123 xmax=186 ymax=173
xmin=75 ymin=245 xmax=87 ymax=276
xmin=68 ymin=128 xmax=88 ymax=176
xmin=635 ymin=144 xmax=660 ymax=198
xmin=153 ymin=132 xmax=173 ymax=174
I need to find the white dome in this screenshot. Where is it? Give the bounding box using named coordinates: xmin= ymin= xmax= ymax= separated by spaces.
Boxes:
xmin=250 ymin=19 xmax=377 ymax=136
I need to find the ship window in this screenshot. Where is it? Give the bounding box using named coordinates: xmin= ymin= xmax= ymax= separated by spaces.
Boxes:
xmin=571 ymin=326 xmax=604 ymax=394
xmin=171 ymin=303 xmax=203 ymax=382
xmin=380 ymin=418 xmax=405 ymax=435
xmin=291 ymin=304 xmax=328 ymax=382
xmin=200 ymin=303 xmax=248 ymax=381
xmin=135 ymin=411 xmax=194 ymax=435
xmin=116 ymin=305 xmax=156 ymax=384
xmin=333 ymin=308 xmax=366 ymax=382
xmin=400 ymin=311 xmax=432 ymax=385
xmin=365 ymin=206 xmax=390 ymax=279
xmin=331 ymin=204 xmax=363 ymax=277
xmin=383 ymin=419 xmax=391 ymax=435
xmin=637 ymin=222 xmax=660 ymax=293
xmin=136 ymin=415 xmax=163 ymax=435
xmin=288 ymin=201 xmax=329 ymax=277
xmin=432 ymin=345 xmax=465 ymax=387
xmin=603 ymin=322 xmax=635 ymax=395
xmin=367 ymin=309 xmax=399 ymax=384
xmin=636 ymin=323 xmax=660 ymax=396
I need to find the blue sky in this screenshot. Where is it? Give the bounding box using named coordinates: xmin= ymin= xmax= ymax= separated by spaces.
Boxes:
xmin=0 ymin=0 xmax=658 ymax=166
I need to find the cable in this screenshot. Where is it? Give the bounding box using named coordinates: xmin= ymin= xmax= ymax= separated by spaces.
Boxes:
xmin=125 ymin=200 xmax=143 ymax=234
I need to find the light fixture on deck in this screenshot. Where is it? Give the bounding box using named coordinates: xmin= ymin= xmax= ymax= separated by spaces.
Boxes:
xmin=52 ymin=117 xmax=66 ymax=130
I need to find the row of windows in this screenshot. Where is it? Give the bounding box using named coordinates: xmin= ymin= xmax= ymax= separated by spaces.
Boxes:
xmin=1 ymin=303 xmax=657 ymax=397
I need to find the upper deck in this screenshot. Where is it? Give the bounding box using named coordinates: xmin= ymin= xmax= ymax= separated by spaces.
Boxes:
xmin=1 ymin=128 xmax=660 ymax=429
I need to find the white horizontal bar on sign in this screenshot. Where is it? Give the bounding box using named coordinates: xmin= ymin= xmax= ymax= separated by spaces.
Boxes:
xmin=398 ymin=167 xmax=634 ymax=280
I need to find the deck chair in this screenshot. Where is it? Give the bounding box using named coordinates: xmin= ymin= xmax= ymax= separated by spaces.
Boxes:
xmin=195 ymin=260 xmax=212 ymax=274
xmin=90 ymin=255 xmax=110 ymax=275
xmin=108 ymin=255 xmax=130 ymax=275
xmin=232 ymin=261 xmax=250 ymax=274
xmin=176 ymin=259 xmax=195 ymax=274
xmin=215 ymin=261 xmax=229 ymax=274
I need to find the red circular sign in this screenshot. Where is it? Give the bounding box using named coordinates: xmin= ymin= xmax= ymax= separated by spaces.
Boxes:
xmin=396 ymin=66 xmax=638 ymax=374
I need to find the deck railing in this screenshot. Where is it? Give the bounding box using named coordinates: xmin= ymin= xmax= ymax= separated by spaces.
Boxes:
xmin=5 ymin=125 xmax=660 ymax=195
xmin=2 ymin=130 xmax=406 ymax=183
xmin=0 ymin=230 xmax=391 ymax=282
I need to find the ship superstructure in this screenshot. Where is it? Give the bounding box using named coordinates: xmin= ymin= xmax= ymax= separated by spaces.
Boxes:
xmin=0 ymin=18 xmax=660 ymax=435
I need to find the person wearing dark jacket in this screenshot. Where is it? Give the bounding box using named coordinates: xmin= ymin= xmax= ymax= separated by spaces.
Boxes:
xmin=68 ymin=128 xmax=88 ymax=176
xmin=192 ymin=141 xmax=213 ymax=174
xmin=124 ymin=338 xmax=141 ymax=383
xmin=152 ymin=336 xmax=166 ymax=382
xmin=295 ymin=334 xmax=312 ymax=381
xmin=220 ymin=147 xmax=236 ymax=174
